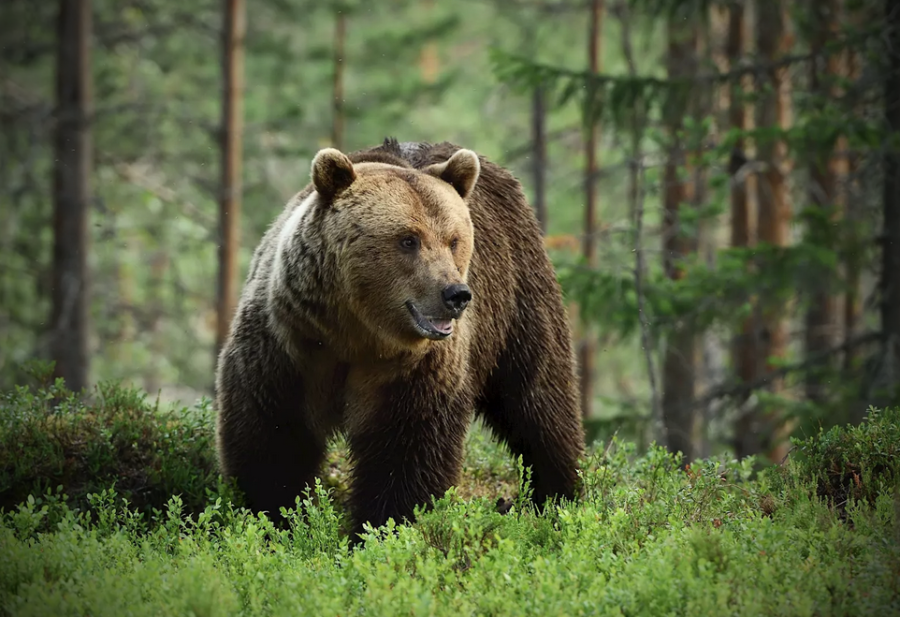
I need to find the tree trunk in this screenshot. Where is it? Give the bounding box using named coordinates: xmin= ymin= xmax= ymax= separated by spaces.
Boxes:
xmin=578 ymin=0 xmax=603 ymax=419
xmin=145 ymin=248 xmax=169 ymax=396
xmin=215 ymin=0 xmax=245 ymax=366
xmin=116 ymin=231 xmax=134 ymax=363
xmin=691 ymin=125 xmax=708 ymax=453
xmin=51 ymin=0 xmax=92 ymax=393
xmin=661 ymin=15 xmax=698 ymax=464
xmin=727 ymin=0 xmax=762 ymax=459
xmin=583 ymin=0 xmax=602 ymax=265
xmin=843 ymin=27 xmax=863 ymax=373
xmin=804 ymin=0 xmax=839 ymax=411
xmin=697 ymin=3 xmax=733 ymax=459
xmin=883 ymin=0 xmax=900 ymax=386
xmin=755 ymin=0 xmax=794 ymax=462
xmin=691 ymin=21 xmax=712 ymax=458
xmin=332 ymin=10 xmax=346 ymax=151
xmin=532 ymin=85 xmax=547 ymax=234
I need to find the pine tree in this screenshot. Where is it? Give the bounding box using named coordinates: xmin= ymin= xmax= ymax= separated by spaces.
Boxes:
xmin=215 ymin=0 xmax=246 ymax=368
xmin=804 ymin=0 xmax=840 ymax=409
xmin=660 ymin=6 xmax=699 ymax=464
xmin=579 ymin=0 xmax=604 ymax=420
xmin=882 ymin=0 xmax=900 ymax=391
xmin=490 ymin=0 xmax=891 ymax=452
xmin=51 ymin=0 xmax=93 ymax=392
xmin=755 ymin=0 xmax=794 ymax=461
xmin=726 ymin=0 xmax=762 ymax=459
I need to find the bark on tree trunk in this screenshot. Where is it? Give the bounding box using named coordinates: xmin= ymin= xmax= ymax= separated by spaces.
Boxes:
xmin=723 ymin=1 xmax=762 ymax=457
xmin=661 ymin=14 xmax=698 ymax=464
xmin=698 ymin=3 xmax=734 ymax=459
xmin=215 ymin=0 xmax=245 ymax=366
xmin=843 ymin=28 xmax=862 ymax=373
xmin=578 ymin=0 xmax=603 ymax=419
xmin=145 ymin=248 xmax=169 ymax=397
xmin=756 ymin=0 xmax=794 ymax=462
xmin=691 ymin=112 xmax=708 ymax=455
xmin=51 ymin=0 xmax=92 ymax=393
xmin=727 ymin=0 xmax=763 ymax=459
xmin=114 ymin=214 xmax=134 ymax=364
xmin=882 ymin=0 xmax=900 ymax=384
xmin=583 ymin=0 xmax=602 ymax=265
xmin=804 ymin=0 xmax=839 ymax=412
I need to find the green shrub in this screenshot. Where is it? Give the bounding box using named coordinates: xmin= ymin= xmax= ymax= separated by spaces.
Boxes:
xmin=2 ymin=434 xmax=898 ymax=616
xmin=785 ymin=406 xmax=900 ymax=515
xmin=0 ymin=362 xmax=229 ymax=521
xmin=0 ymin=366 xmax=519 ymax=533
xmin=2 ymin=373 xmax=899 ymax=615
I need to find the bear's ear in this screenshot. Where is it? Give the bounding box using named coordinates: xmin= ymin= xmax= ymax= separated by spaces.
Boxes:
xmin=423 ymin=149 xmax=481 ymax=200
xmin=311 ymin=148 xmax=357 ymax=201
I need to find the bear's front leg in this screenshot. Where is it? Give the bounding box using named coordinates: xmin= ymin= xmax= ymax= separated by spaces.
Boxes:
xmin=343 ymin=373 xmax=473 ymax=545
xmin=215 ymin=324 xmax=327 ymax=524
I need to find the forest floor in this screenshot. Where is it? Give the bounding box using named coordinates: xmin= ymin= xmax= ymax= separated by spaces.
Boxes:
xmin=1 ymin=367 xmax=899 ymax=616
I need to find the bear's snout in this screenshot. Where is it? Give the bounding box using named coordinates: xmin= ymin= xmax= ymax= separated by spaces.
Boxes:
xmin=442 ymin=283 xmax=472 ymax=315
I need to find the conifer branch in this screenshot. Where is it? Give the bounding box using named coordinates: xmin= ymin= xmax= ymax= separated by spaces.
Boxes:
xmin=491 ymin=25 xmax=879 ymax=136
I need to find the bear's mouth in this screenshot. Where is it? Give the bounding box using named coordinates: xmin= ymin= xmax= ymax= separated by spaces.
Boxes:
xmin=405 ymin=301 xmax=454 ymax=340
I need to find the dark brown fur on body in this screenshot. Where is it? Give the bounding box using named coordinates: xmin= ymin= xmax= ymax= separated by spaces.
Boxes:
xmin=215 ymin=138 xmax=585 ymax=544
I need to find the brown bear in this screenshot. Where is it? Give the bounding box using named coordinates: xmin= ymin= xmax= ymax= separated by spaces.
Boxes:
xmin=214 ymin=138 xmax=585 ymax=543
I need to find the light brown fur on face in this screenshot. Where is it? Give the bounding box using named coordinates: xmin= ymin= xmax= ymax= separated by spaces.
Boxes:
xmin=266 ymin=150 xmax=480 ymax=362
xmin=215 ymin=139 xmax=584 ymax=547
xmin=323 ymin=164 xmax=476 ymax=353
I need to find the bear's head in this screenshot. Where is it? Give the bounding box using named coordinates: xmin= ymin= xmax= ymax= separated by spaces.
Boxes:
xmin=307 ymin=146 xmax=481 ymax=350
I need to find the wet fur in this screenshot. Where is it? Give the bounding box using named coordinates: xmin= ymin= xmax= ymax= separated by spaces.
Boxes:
xmin=215 ymin=138 xmax=585 ymax=543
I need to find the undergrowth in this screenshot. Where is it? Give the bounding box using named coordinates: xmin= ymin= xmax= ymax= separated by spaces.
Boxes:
xmin=0 ymin=362 xmax=520 ymax=527
xmin=1 ymin=369 xmax=899 ymax=616
xmin=0 ymin=362 xmax=229 ymax=520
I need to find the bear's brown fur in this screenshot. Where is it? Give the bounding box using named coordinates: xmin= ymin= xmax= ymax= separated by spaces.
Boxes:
xmin=215 ymin=138 xmax=584 ymax=542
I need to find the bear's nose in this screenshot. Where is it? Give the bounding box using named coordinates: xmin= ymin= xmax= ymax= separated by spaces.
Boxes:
xmin=442 ymin=284 xmax=472 ymax=313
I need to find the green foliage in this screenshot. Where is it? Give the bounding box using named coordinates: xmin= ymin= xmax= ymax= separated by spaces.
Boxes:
xmin=487 ymin=0 xmax=896 ymax=451
xmin=786 ymin=406 xmax=900 ymax=515
xmin=1 ymin=397 xmax=898 ymax=615
xmin=557 ymin=241 xmax=838 ymax=339
xmin=490 ymin=48 xmax=677 ymax=134
xmin=0 ymin=372 xmax=523 ymax=533
xmin=0 ymin=362 xmax=229 ymax=520
xmin=1 ymin=0 xmax=895 ymax=471
xmin=0 ymin=0 xmax=603 ymax=396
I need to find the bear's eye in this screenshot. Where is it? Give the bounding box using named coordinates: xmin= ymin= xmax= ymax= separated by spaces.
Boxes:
xmin=450 ymin=238 xmax=459 ymax=252
xmin=399 ymin=235 xmax=420 ymax=252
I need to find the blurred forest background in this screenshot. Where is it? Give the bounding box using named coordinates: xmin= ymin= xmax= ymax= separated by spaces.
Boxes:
xmin=1 ymin=0 xmax=898 ymax=466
